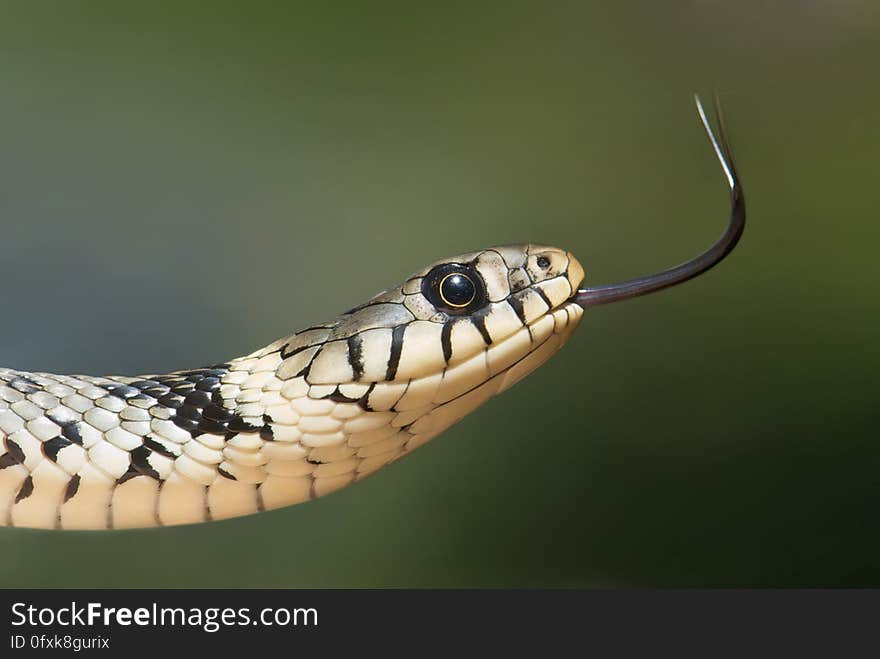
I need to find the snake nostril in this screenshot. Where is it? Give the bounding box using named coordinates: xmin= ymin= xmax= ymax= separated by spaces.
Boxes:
xmin=536 ymin=256 xmax=551 ymax=269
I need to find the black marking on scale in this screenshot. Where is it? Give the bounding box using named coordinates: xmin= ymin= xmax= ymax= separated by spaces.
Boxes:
xmin=129 ymin=445 xmax=161 ymax=481
xmin=347 ymin=334 xmax=365 ymax=380
xmin=14 ymin=475 xmax=33 ymax=503
xmin=63 ymin=475 xmax=81 ymax=503
xmin=385 ymin=325 xmax=407 ymax=380
xmin=61 ymin=423 xmax=84 ymax=446
xmin=0 ymin=438 xmax=24 ymax=469
xmin=42 ymin=436 xmax=72 ymax=463
xmin=143 ymin=437 xmax=177 ymax=459
xmin=441 ymin=320 xmax=454 ymax=364
xmin=357 ymin=383 xmax=376 ymax=411
xmin=533 ymin=286 xmax=554 ymax=310
xmin=506 ymin=294 xmax=528 ymax=324
xmin=470 ymin=313 xmax=492 ymax=346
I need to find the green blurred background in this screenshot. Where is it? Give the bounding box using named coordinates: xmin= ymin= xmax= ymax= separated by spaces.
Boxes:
xmin=0 ymin=1 xmax=877 ymax=587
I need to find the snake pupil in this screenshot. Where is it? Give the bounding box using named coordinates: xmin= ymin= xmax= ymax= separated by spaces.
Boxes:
xmin=439 ymin=273 xmax=476 ymax=308
xmin=422 ymin=263 xmax=487 ymax=314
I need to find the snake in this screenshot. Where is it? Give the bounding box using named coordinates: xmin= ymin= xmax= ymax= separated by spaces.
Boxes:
xmin=0 ymin=97 xmax=744 ymax=530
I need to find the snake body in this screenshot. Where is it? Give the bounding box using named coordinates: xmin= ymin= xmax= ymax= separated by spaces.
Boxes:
xmin=0 ymin=244 xmax=584 ymax=529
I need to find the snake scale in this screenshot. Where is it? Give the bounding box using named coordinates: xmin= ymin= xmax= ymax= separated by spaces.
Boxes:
xmin=0 ymin=97 xmax=744 ymax=530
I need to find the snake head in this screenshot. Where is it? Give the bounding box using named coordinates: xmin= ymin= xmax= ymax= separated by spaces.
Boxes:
xmin=307 ymin=244 xmax=587 ymax=389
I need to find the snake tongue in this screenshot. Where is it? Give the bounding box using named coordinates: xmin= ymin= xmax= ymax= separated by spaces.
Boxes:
xmin=573 ymin=94 xmax=744 ymax=310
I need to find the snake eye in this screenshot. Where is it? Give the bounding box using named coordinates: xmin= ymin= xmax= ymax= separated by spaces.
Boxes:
xmin=439 ymin=273 xmax=475 ymax=308
xmin=422 ymin=264 xmax=488 ymax=315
